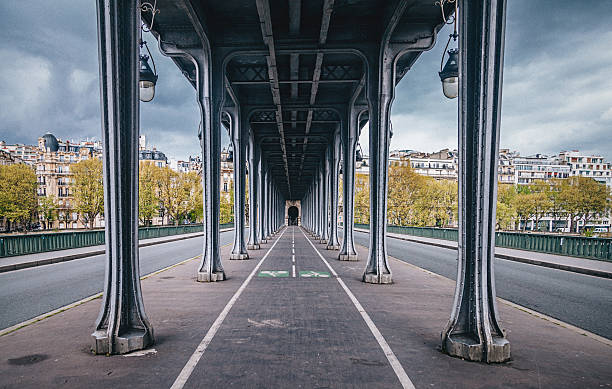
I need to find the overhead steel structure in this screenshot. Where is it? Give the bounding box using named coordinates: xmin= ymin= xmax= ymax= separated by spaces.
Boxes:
xmin=93 ymin=0 xmax=510 ymax=363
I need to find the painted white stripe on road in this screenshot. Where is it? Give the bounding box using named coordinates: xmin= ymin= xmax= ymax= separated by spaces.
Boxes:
xmin=300 ymin=227 xmax=416 ymax=389
xmin=170 ymin=228 xmax=287 ymax=389
xmin=292 ymin=264 xmax=296 ymax=278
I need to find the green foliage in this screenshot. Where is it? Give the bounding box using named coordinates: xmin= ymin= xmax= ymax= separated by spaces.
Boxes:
xmin=38 ymin=195 xmax=58 ymax=229
xmin=0 ymin=164 xmax=38 ymax=230
xmin=220 ymin=181 xmax=234 ymax=224
xmin=354 ymin=173 xmax=369 ymax=224
xmin=71 ymin=158 xmax=104 ymax=228
xmin=138 ymin=162 xmax=158 ymax=225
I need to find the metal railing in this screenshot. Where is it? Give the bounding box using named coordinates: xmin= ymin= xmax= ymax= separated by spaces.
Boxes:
xmin=353 ymin=224 xmax=611 ymax=261
xmin=0 ymin=222 xmax=234 ymax=258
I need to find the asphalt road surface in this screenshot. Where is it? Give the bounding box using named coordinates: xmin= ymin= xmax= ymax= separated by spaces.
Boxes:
xmin=0 ymin=230 xmax=235 ymax=330
xmin=2 ymin=228 xmax=611 ymax=341
xmin=350 ymin=229 xmax=612 ymax=339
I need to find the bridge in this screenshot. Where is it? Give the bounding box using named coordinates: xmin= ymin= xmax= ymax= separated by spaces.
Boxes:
xmin=1 ymin=0 xmax=611 ymax=387
xmin=92 ymin=0 xmax=510 ymax=362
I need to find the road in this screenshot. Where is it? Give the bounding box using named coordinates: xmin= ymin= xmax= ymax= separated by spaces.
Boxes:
xmin=2 ymin=228 xmax=611 ymax=340
xmin=351 ymin=229 xmax=612 ymax=339
xmin=0 ymin=230 xmax=235 ymax=330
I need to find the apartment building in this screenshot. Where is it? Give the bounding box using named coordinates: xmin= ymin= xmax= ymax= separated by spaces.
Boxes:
xmin=558 ymin=150 xmax=611 ymax=187
xmin=513 ymin=154 xmax=570 ymax=185
xmin=0 ymin=141 xmax=39 ymax=165
xmin=36 ymin=133 xmax=104 ymax=229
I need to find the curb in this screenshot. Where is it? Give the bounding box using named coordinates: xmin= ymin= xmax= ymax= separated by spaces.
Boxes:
xmin=0 ymin=228 xmax=233 ymax=274
xmin=354 ymin=228 xmax=612 ymax=280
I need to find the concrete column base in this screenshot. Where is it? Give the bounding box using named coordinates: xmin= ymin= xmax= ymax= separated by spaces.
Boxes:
xmin=92 ymin=329 xmax=153 ymax=355
xmin=319 ymin=239 xmax=327 ymax=244
xmin=443 ymin=334 xmax=510 ymax=363
xmin=338 ymin=253 xmax=358 ymax=261
xmin=197 ymin=271 xmax=226 ymax=282
xmin=230 ymin=253 xmax=249 ymax=260
xmin=326 ymin=245 xmax=340 ymax=250
xmin=247 ymin=244 xmax=261 ymax=250
xmin=363 ymin=273 xmax=392 ymax=284
xmin=260 ymin=239 xmax=268 ymax=244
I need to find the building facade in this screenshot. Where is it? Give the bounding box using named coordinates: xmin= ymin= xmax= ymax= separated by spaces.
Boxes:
xmin=558 ymin=150 xmax=611 ymax=187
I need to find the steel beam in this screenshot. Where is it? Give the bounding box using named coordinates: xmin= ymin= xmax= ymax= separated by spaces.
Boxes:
xmin=92 ymin=0 xmax=154 ymax=354
xmin=441 ymin=0 xmax=510 ymax=363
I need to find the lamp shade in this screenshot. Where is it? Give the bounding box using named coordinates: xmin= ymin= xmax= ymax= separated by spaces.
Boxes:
xmin=139 ymin=54 xmax=158 ymax=102
xmin=439 ymin=49 xmax=458 ymax=99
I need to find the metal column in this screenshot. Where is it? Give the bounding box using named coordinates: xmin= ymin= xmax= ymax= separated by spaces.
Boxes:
xmin=92 ymin=0 xmax=154 ymax=354
xmin=196 ymin=50 xmax=225 ymax=282
xmin=247 ymin=132 xmax=260 ymax=249
xmin=339 ymin=106 xmax=361 ymax=261
xmin=363 ymin=53 xmax=393 ymax=284
xmin=229 ymin=107 xmax=249 ymax=259
xmin=326 ymin=127 xmax=341 ymax=250
xmin=441 ymin=0 xmax=511 ymax=363
xmin=258 ymin=157 xmax=267 ymax=244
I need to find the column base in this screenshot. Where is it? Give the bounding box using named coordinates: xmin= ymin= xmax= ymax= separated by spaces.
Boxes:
xmin=443 ymin=333 xmax=510 ymax=363
xmin=247 ymin=244 xmax=261 ymax=250
xmin=363 ymin=273 xmax=392 ymax=284
xmin=319 ymin=239 xmax=328 ymax=244
xmin=92 ymin=329 xmax=154 ymax=355
xmin=338 ymin=253 xmax=358 ymax=261
xmin=326 ymin=245 xmax=340 ymax=250
xmin=229 ymin=253 xmax=249 ymax=260
xmin=197 ymin=271 xmax=226 ymax=282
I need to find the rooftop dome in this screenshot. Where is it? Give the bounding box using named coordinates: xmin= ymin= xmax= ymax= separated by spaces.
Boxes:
xmin=42 ymin=133 xmax=59 ymax=152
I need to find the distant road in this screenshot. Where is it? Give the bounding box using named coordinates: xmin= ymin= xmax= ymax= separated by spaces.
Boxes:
xmin=351 ymin=229 xmax=612 ymax=339
xmin=0 ymin=230 xmax=235 ymax=330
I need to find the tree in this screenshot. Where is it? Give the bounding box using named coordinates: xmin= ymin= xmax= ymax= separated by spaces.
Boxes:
xmin=71 ymin=158 xmax=104 ymax=228
xmin=0 ymin=164 xmax=38 ymax=231
xmin=155 ymin=166 xmax=193 ymax=225
xmin=139 ymin=162 xmax=159 ymax=226
xmin=219 ymin=181 xmax=234 ymax=224
xmin=38 ymin=195 xmax=58 ymax=230
xmin=557 ymin=176 xmax=608 ymax=233
xmin=514 ymin=192 xmax=536 ymax=231
xmin=497 ymin=184 xmax=517 ymax=230
xmin=354 ymin=172 xmax=369 ymax=224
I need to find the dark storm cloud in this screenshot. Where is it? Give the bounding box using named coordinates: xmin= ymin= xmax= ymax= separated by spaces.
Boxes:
xmin=360 ymin=0 xmax=612 ymax=160
xmin=1 ymin=1 xmax=610 ymax=160
xmin=0 ymin=0 xmax=208 ymax=160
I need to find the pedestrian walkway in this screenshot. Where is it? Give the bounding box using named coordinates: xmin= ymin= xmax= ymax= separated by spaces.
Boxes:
xmin=1 ymin=226 xmax=610 ymax=388
xmin=355 ymin=228 xmax=612 ymax=279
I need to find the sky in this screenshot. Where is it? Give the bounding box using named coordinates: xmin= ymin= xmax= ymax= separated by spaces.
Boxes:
xmin=0 ymin=1 xmax=610 ymax=161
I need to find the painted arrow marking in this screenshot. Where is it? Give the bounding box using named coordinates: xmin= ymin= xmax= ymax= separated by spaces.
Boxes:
xmin=258 ymin=270 xmax=289 ymax=278
xmin=299 ymin=270 xmax=330 ymax=278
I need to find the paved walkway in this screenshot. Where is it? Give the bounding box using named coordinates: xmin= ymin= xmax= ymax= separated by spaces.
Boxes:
xmin=1 ymin=226 xmax=610 ymax=388
xmin=354 ymin=228 xmax=612 ymax=278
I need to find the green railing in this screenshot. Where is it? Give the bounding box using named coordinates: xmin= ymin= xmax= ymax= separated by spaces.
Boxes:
xmin=353 ymin=223 xmax=612 ymax=261
xmin=0 ymin=222 xmax=234 ymax=258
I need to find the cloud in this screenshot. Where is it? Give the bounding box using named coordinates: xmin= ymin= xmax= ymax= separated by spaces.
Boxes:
xmin=0 ymin=0 xmax=610 ymax=163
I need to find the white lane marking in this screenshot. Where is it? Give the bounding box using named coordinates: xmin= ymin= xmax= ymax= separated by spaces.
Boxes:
xmin=170 ymin=228 xmax=287 ymax=389
xmin=300 ymin=228 xmax=416 ymax=389
xmin=292 ymin=264 xmax=296 ymax=278
xmin=292 ymin=255 xmax=295 ymax=263
xmin=292 ymin=248 xmax=295 ymax=254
